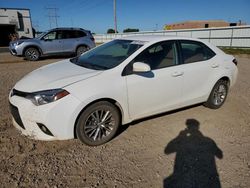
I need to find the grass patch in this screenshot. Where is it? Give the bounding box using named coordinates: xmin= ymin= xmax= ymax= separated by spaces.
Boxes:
xmin=220 ymin=47 xmax=250 ymax=55
xmin=95 ymin=42 xmax=103 ymax=46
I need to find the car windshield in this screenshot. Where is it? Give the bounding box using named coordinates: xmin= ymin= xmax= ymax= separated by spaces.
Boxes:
xmin=36 ymin=32 xmax=47 ymax=39
xmin=70 ymin=39 xmax=144 ymax=70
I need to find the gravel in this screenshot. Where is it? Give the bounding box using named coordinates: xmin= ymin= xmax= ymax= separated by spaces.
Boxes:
xmin=0 ymin=54 xmax=249 ymax=187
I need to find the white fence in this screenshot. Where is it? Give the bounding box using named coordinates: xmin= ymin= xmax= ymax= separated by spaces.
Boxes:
xmin=94 ymin=25 xmax=250 ymax=48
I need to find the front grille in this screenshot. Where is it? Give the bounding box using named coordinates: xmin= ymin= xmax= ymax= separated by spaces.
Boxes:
xmin=9 ymin=102 xmax=25 ymax=129
xmin=12 ymin=89 xmax=29 ymax=98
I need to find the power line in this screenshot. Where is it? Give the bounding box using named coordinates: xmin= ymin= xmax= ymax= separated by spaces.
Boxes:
xmin=45 ymin=7 xmax=59 ymax=28
xmin=75 ymin=0 xmax=106 ymax=13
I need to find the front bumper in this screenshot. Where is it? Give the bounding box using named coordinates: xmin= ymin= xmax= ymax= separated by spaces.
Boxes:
xmin=9 ymin=91 xmax=83 ymax=141
xmin=9 ymin=43 xmax=23 ymax=56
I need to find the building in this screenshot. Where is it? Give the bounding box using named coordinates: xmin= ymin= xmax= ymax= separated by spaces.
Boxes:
xmin=0 ymin=8 xmax=33 ymax=46
xmin=164 ymin=20 xmax=245 ymax=30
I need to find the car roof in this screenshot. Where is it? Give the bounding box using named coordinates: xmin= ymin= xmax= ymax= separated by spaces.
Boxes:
xmin=120 ymin=35 xmax=203 ymax=43
xmin=50 ymin=27 xmax=87 ymax=31
xmin=120 ymin=34 xmax=224 ymax=55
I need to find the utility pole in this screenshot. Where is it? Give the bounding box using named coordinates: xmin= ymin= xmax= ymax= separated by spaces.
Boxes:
xmin=113 ymin=0 xmax=117 ymax=33
xmin=46 ymin=7 xmax=59 ymax=28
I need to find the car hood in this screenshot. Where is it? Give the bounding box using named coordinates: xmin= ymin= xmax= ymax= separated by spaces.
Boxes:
xmin=10 ymin=38 xmax=37 ymax=45
xmin=14 ymin=59 xmax=103 ymax=92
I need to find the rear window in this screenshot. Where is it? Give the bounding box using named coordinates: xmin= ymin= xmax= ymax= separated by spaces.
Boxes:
xmin=63 ymin=30 xmax=86 ymax=39
xmin=75 ymin=31 xmax=87 ymax=38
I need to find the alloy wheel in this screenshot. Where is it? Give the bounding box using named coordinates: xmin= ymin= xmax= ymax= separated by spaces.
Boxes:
xmin=84 ymin=109 xmax=115 ymax=141
xmin=213 ymin=84 xmax=227 ymax=106
xmin=25 ymin=48 xmax=39 ymax=61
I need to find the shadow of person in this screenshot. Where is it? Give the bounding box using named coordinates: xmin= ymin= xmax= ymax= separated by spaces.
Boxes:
xmin=164 ymin=119 xmax=223 ymax=188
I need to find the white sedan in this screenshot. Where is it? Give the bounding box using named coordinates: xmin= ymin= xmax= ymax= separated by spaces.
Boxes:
xmin=9 ymin=35 xmax=238 ymax=146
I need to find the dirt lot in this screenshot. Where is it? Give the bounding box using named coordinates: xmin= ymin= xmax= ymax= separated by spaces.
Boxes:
xmin=0 ymin=53 xmax=250 ymax=187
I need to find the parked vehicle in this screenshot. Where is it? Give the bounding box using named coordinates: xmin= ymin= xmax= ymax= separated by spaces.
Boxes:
xmin=9 ymin=35 xmax=238 ymax=146
xmin=9 ymin=27 xmax=95 ymax=61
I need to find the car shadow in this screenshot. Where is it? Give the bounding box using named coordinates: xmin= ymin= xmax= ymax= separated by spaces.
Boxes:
xmin=114 ymin=104 xmax=202 ymax=139
xmin=23 ymin=54 xmax=75 ymax=61
xmin=163 ymin=119 xmax=223 ymax=188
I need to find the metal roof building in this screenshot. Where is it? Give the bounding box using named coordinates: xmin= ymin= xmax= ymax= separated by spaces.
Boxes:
xmin=0 ymin=8 xmax=33 ymax=46
xmin=164 ymin=20 xmax=244 ymax=30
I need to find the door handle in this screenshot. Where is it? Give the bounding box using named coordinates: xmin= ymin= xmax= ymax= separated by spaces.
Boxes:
xmin=172 ymin=72 xmax=184 ymax=77
xmin=211 ymin=64 xmax=219 ymax=68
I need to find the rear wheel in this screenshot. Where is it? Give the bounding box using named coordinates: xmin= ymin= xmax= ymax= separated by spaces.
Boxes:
xmin=76 ymin=46 xmax=89 ymax=56
xmin=24 ymin=47 xmax=40 ymax=61
xmin=204 ymin=80 xmax=229 ymax=109
xmin=76 ymin=101 xmax=120 ymax=146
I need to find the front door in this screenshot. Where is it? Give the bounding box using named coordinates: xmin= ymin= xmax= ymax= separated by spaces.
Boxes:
xmin=125 ymin=40 xmax=184 ymax=120
xmin=40 ymin=31 xmax=63 ymax=54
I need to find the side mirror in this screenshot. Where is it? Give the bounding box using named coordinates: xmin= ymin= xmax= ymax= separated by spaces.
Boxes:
xmin=133 ymin=62 xmax=151 ymax=73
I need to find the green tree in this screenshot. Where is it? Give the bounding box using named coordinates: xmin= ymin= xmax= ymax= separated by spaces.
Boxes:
xmin=123 ymin=28 xmax=139 ymax=33
xmin=107 ymin=28 xmax=115 ymax=34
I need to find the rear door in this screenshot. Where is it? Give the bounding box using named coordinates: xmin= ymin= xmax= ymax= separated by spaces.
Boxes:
xmin=61 ymin=30 xmax=75 ymax=53
xmin=62 ymin=30 xmax=87 ymax=53
xmin=177 ymin=40 xmax=217 ymax=105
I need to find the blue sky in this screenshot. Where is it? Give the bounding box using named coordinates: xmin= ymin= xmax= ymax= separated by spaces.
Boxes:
xmin=0 ymin=0 xmax=250 ymax=33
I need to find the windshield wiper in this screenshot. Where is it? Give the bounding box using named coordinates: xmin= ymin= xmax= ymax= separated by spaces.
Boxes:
xmin=70 ymin=59 xmax=108 ymax=70
xmin=88 ymin=64 xmax=108 ymax=70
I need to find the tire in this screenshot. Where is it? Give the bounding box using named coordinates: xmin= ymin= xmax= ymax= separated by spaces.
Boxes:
xmin=76 ymin=46 xmax=88 ymax=56
xmin=204 ymin=79 xmax=229 ymax=109
xmin=76 ymin=101 xmax=120 ymax=146
xmin=24 ymin=47 xmax=40 ymax=61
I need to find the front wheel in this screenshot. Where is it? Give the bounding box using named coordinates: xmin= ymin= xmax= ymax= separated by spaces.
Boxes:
xmin=204 ymin=80 xmax=229 ymax=109
xmin=24 ymin=47 xmax=40 ymax=61
xmin=76 ymin=101 xmax=120 ymax=146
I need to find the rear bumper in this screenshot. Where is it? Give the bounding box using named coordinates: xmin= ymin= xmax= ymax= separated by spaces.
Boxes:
xmin=230 ymin=65 xmax=238 ymax=87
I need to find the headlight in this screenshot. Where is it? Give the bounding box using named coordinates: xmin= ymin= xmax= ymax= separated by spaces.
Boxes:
xmin=14 ymin=41 xmax=24 ymax=46
xmin=27 ymin=89 xmax=70 ymax=106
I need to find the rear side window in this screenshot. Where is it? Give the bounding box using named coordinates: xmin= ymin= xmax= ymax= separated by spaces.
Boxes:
xmin=180 ymin=40 xmax=215 ymax=64
xmin=62 ymin=30 xmax=87 ymax=39
xmin=75 ymin=31 xmax=87 ymax=38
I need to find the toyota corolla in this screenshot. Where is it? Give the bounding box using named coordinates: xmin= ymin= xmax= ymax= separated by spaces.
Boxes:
xmin=9 ymin=35 xmax=238 ymax=146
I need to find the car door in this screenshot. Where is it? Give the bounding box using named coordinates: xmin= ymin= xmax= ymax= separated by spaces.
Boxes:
xmin=40 ymin=31 xmax=63 ymax=54
xmin=60 ymin=30 xmax=76 ymax=53
xmin=125 ymin=40 xmax=184 ymax=120
xmin=177 ymin=40 xmax=217 ymax=106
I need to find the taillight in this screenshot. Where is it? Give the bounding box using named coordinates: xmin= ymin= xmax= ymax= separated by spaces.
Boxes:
xmin=232 ymin=58 xmax=238 ymax=66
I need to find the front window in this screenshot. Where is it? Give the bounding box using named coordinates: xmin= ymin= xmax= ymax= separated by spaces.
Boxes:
xmin=36 ymin=32 xmax=46 ymax=38
xmin=43 ymin=31 xmax=57 ymax=40
xmin=70 ymin=40 xmax=144 ymax=70
xmin=132 ymin=40 xmax=177 ymax=70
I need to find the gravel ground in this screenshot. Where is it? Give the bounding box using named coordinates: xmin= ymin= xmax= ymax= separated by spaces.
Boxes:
xmin=0 ymin=54 xmax=249 ymax=187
